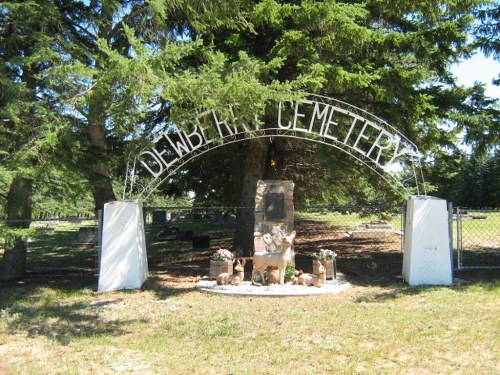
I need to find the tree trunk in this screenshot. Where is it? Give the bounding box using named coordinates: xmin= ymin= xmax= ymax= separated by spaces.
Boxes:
xmin=1 ymin=177 xmax=33 ymax=280
xmin=87 ymin=98 xmax=116 ymax=214
xmin=1 ymin=239 xmax=29 ymax=281
xmin=232 ymin=138 xmax=269 ymax=256
xmin=86 ymin=1 xmax=117 ymax=214
xmin=263 ymin=138 xmax=287 ymax=180
xmin=89 ymin=173 xmax=116 ymax=215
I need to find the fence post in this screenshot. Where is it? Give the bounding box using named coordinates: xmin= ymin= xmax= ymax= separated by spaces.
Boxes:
xmin=456 ymin=207 xmax=462 ymax=270
xmin=97 ymin=201 xmax=148 ymax=292
xmin=448 ymin=201 xmax=454 ymax=275
xmin=96 ymin=209 xmax=103 ymax=276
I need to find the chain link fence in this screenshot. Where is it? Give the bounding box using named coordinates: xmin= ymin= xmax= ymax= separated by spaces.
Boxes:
xmin=143 ymin=205 xmax=405 ymax=251
xmin=292 ymin=205 xmax=404 ymax=280
xmin=0 ymin=216 xmax=100 ymax=279
xmin=295 ymin=204 xmax=404 ymax=250
xmin=1 ymin=205 xmax=405 ymax=278
xmin=141 ymin=204 xmax=406 ymax=279
xmin=4 ymin=204 xmax=499 ymax=280
xmin=454 ymin=207 xmax=500 ymax=270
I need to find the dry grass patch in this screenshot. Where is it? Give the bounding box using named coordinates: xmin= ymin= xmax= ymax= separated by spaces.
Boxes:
xmin=1 ymin=217 xmax=499 ymax=374
xmin=2 ymin=274 xmax=498 ymax=374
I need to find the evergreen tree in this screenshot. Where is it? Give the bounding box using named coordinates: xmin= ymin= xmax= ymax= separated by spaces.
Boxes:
xmin=451 ymin=151 xmax=500 ymax=207
xmin=0 ymin=0 xmax=77 ymax=279
xmin=2 ymin=1 xmax=498 ymax=264
xmin=179 ymin=0 xmax=493 ymax=255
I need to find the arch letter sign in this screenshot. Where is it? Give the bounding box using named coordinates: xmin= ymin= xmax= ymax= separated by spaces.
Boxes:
xmin=124 ymin=94 xmax=426 ymax=199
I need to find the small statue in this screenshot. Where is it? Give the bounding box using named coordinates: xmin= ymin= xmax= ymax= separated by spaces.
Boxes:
xmin=217 ymin=258 xmax=246 ymax=286
xmin=251 ymin=230 xmax=296 ymax=285
xmin=297 ymin=261 xmax=326 ymax=288
xmin=267 ymin=268 xmax=280 ymax=284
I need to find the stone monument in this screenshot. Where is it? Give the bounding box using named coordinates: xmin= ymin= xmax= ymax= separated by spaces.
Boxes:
xmin=254 ymin=180 xmax=295 ymax=256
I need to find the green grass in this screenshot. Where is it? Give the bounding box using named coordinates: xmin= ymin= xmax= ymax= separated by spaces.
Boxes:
xmin=1 ymin=280 xmax=499 ymax=374
xmin=1 ymin=213 xmax=499 ymax=374
xmin=297 ymin=209 xmax=404 ymax=231
xmin=1 ymin=218 xmax=235 ymax=272
xmin=457 ymin=211 xmax=500 ymax=248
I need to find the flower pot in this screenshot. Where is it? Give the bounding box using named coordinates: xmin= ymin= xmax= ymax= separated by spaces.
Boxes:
xmin=313 ymin=259 xmax=336 ymax=280
xmin=210 ymin=260 xmax=233 ymax=280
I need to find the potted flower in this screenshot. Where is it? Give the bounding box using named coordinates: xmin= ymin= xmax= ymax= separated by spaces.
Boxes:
xmin=313 ymin=249 xmax=337 ymax=280
xmin=210 ymin=248 xmax=234 ymax=280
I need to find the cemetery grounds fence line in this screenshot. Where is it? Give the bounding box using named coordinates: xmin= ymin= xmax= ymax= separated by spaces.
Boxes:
xmin=0 ymin=215 xmax=102 ymax=278
xmin=453 ymin=207 xmax=500 ymax=270
xmin=145 ymin=203 xmax=406 ymax=253
xmin=1 ymin=204 xmax=499 ymax=273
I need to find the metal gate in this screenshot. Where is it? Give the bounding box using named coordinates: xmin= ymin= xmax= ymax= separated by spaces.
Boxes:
xmin=455 ymin=207 xmax=500 ymax=270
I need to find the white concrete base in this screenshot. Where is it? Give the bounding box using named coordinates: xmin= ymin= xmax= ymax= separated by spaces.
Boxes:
xmin=195 ymin=273 xmax=351 ymax=297
xmin=98 ymin=201 xmax=148 ymax=292
xmin=402 ymin=196 xmax=452 ymax=286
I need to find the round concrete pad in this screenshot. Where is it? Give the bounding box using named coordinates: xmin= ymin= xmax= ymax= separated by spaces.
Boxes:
xmin=195 ymin=273 xmax=351 ymax=297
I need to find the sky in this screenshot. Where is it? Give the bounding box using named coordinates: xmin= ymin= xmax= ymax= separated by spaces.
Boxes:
xmin=451 ymin=53 xmax=500 ymax=100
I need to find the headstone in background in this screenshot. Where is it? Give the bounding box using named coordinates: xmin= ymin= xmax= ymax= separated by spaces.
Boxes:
xmin=192 ymin=235 xmax=210 ymax=250
xmin=79 ymin=226 xmax=97 ymax=244
xmin=68 ymin=216 xmax=84 ymax=225
xmin=152 ymin=210 xmax=167 ymax=226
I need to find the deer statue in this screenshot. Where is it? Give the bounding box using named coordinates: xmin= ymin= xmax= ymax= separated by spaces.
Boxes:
xmin=252 ymin=230 xmax=296 ymax=285
xmin=267 ymin=268 xmax=280 ymax=284
xmin=217 ymin=258 xmax=246 ymax=286
xmin=297 ymin=261 xmax=326 ymax=288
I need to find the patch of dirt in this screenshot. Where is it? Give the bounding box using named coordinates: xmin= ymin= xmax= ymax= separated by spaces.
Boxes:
xmin=146 ymin=218 xmax=405 ymax=288
xmin=293 ymin=219 xmax=405 ymax=286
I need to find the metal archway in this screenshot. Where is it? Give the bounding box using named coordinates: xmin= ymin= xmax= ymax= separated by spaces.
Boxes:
xmin=124 ymin=94 xmax=426 ymax=200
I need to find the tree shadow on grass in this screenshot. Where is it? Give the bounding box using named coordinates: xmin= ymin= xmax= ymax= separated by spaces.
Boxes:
xmin=28 ymin=228 xmax=98 ymax=271
xmin=295 ymin=242 xmax=405 ymax=289
xmin=141 ymin=275 xmax=196 ymax=300
xmin=0 ymin=280 xmax=135 ymax=346
xmin=142 ymin=256 xmax=210 ymax=300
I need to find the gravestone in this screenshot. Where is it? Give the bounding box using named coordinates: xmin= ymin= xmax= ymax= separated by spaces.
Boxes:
xmin=152 ymin=210 xmax=167 ymax=226
xmin=79 ymin=226 xmax=97 ymax=244
xmin=349 ymin=221 xmax=394 ymax=239
xmin=192 ymin=235 xmax=210 ymax=250
xmin=68 ymin=216 xmax=84 ymax=224
xmin=45 ymin=217 xmax=60 ymax=226
xmin=254 ymin=180 xmax=295 ymax=254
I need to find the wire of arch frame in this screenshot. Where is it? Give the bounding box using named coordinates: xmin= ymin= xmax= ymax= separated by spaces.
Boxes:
xmin=124 ymin=94 xmax=426 ymax=200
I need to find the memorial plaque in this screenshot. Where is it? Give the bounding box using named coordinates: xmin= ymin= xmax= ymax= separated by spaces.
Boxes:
xmin=265 ymin=193 xmax=285 ymax=220
xmin=254 ymin=180 xmax=294 ymax=254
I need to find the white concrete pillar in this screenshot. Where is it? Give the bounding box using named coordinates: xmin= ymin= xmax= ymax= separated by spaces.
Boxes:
xmin=402 ymin=196 xmax=453 ymax=286
xmin=98 ymin=201 xmax=148 ymax=292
